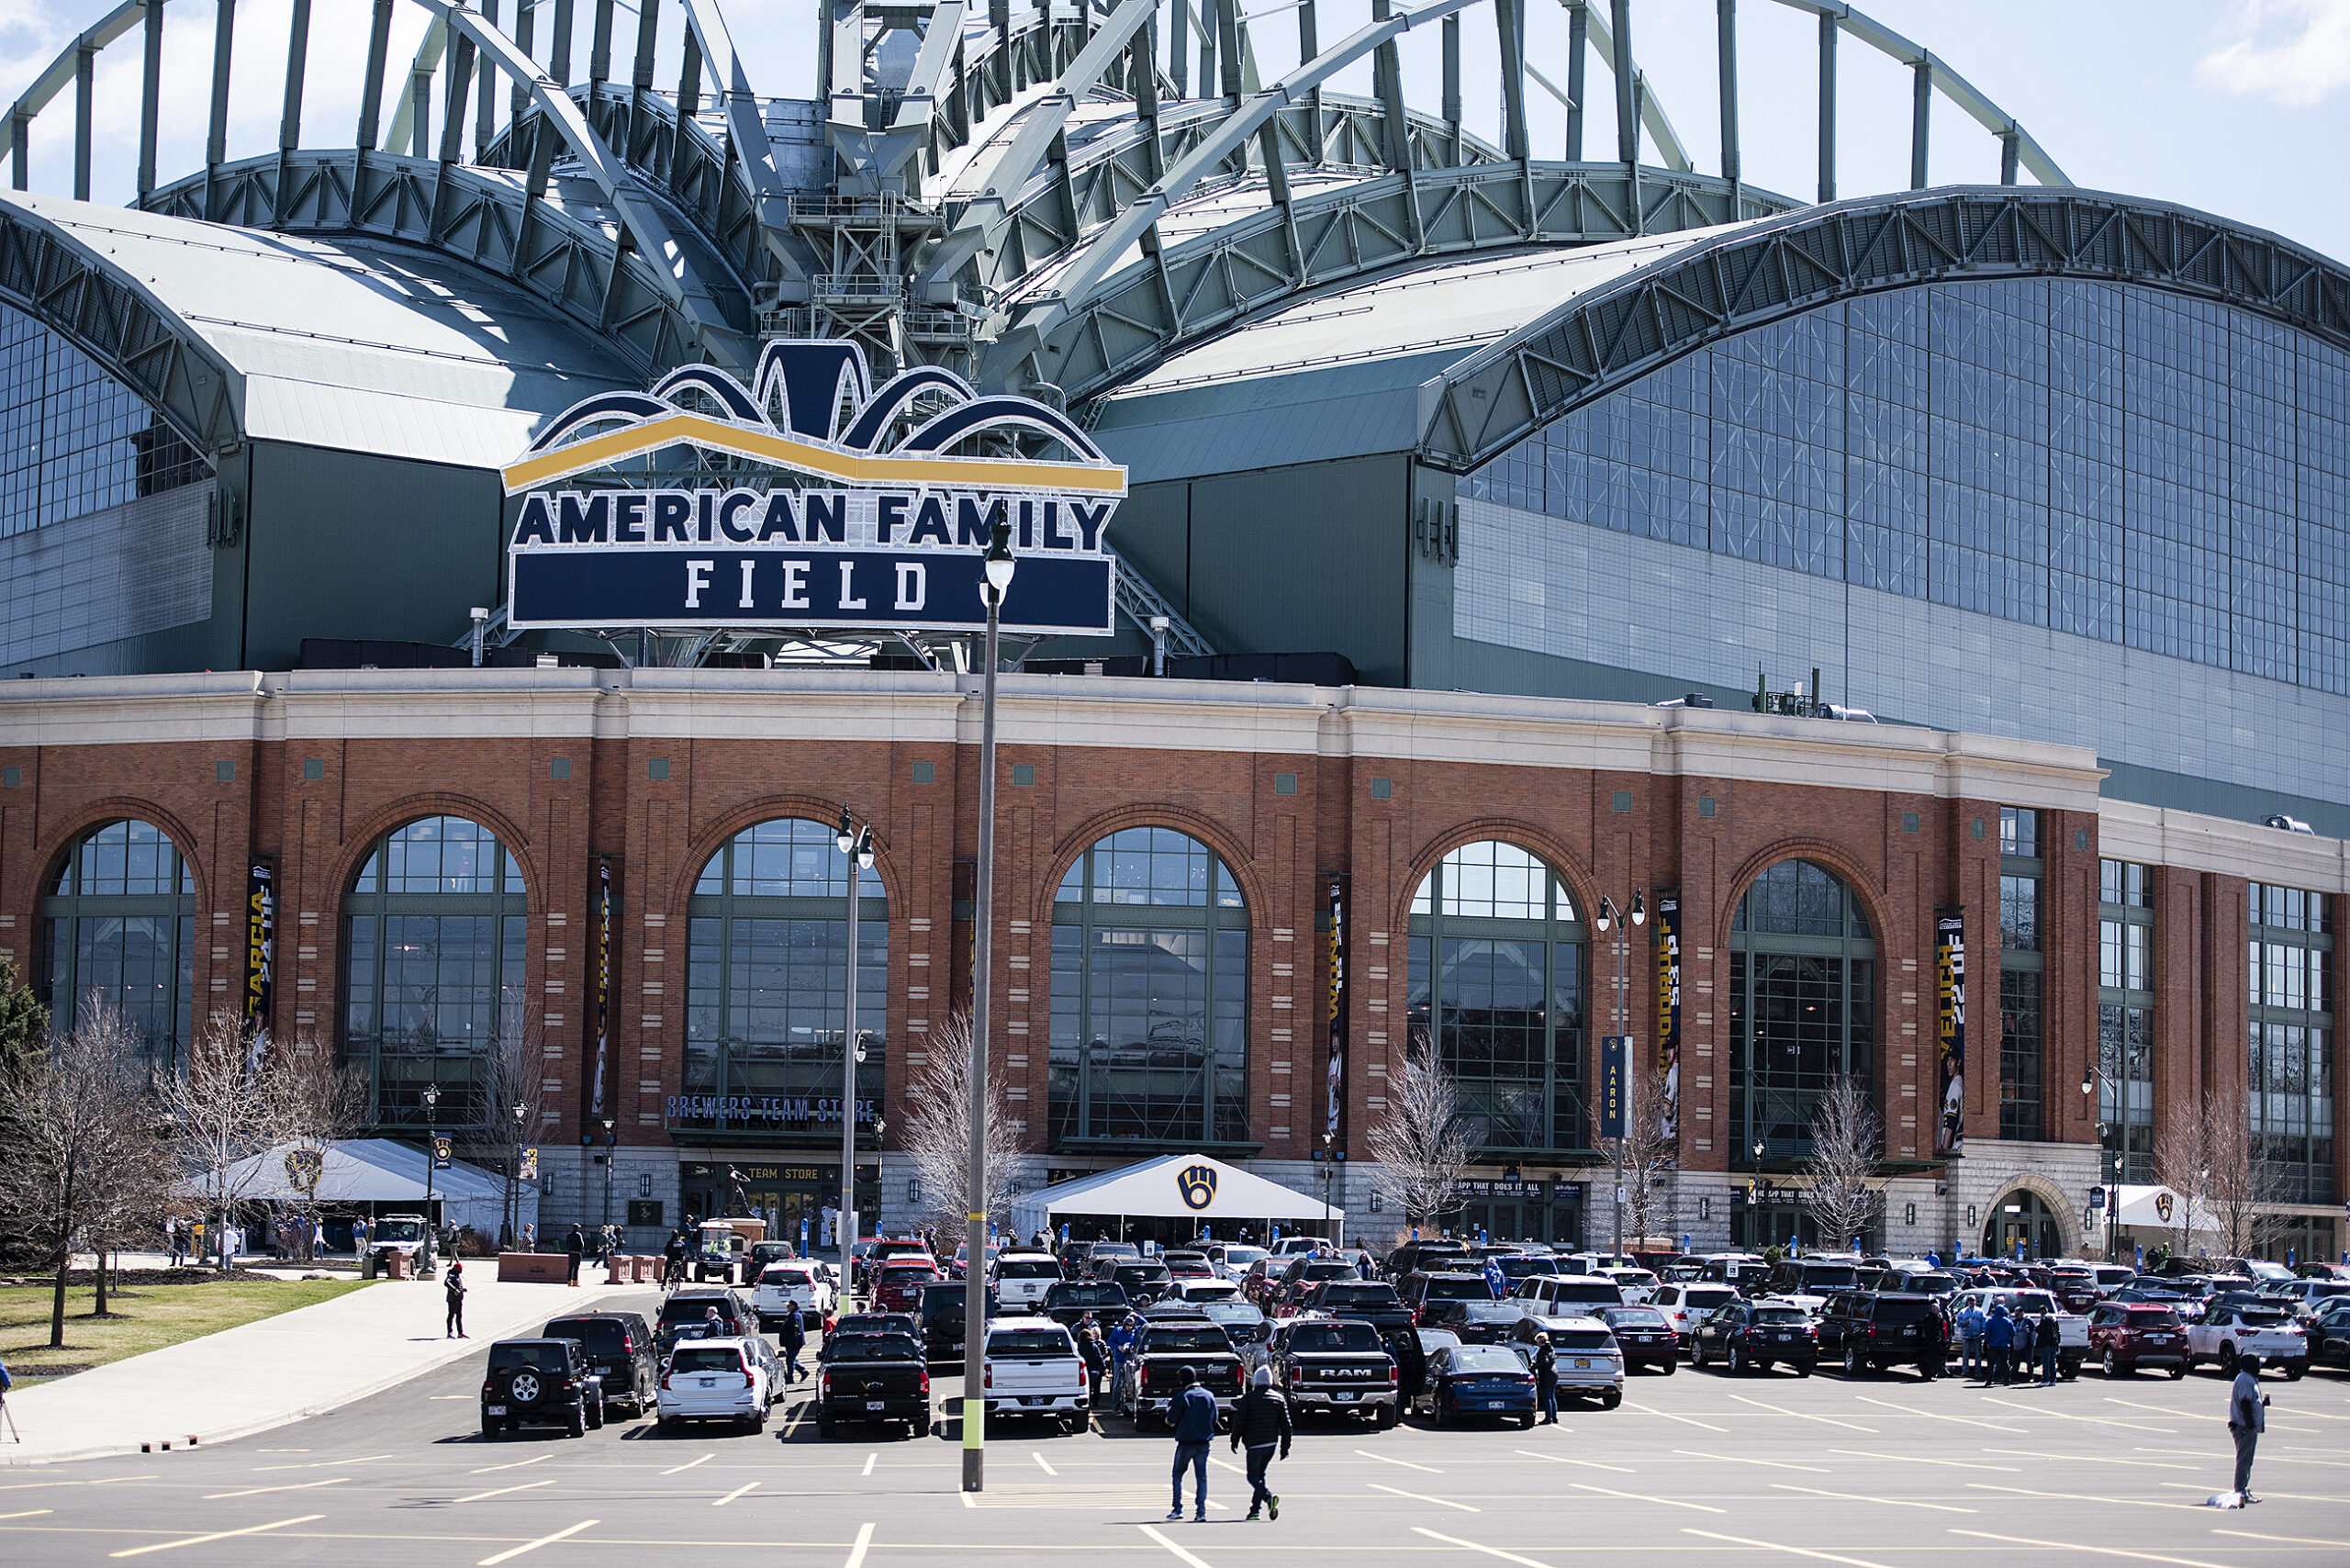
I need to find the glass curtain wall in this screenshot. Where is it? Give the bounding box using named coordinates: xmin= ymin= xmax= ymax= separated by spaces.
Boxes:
xmin=1998 ymin=808 xmax=2047 ymax=1141
xmin=41 ymin=818 xmax=196 ymax=1075
xmin=0 ymin=300 xmax=212 ymax=538
xmin=2098 ymin=859 xmax=2156 ymax=1182
xmin=1728 ymin=859 xmax=1875 ymax=1163
xmin=2248 ymin=882 xmax=2334 ymax=1204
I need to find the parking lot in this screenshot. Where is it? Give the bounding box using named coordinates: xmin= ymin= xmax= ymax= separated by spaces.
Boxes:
xmin=3 ymin=1286 xmax=2347 ymax=1567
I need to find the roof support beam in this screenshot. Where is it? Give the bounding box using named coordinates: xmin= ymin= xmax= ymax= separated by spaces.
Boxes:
xmin=1717 ymin=0 xmax=1739 ymax=187
xmin=279 ymin=0 xmax=312 ymax=154
xmin=1496 ymin=0 xmax=1528 ymax=163
xmin=207 ymin=0 xmax=235 ymax=171
xmin=73 ymin=45 xmax=94 ymax=201
xmin=1610 ymin=0 xmax=1635 ymax=163
xmin=139 ymin=0 xmax=163 ymax=202
xmin=1816 ymin=6 xmax=1835 ymax=203
xmin=1565 ymin=0 xmax=1585 ymax=160
xmin=1909 ymin=58 xmax=1929 ymax=189
xmin=358 ymin=0 xmax=394 ymax=151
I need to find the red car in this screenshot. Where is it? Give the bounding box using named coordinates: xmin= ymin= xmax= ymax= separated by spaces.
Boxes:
xmin=872 ymin=1261 xmax=942 ymax=1313
xmin=2087 ymin=1302 xmax=2189 ymax=1378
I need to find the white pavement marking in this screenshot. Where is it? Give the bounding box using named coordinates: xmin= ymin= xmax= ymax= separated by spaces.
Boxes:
xmin=1369 ymin=1483 xmax=1478 ymax=1512
xmin=713 ymin=1482 xmax=759 ymax=1507
xmin=1981 ymin=1397 xmax=2171 ymax=1433
xmin=1358 ymin=1449 xmax=1443 ymax=1473
xmin=959 ymin=1492 xmax=975 ymax=1508
xmin=2105 ymin=1398 xmax=2219 ymax=1422
xmin=199 ymin=1477 xmax=349 ymax=1500
xmin=844 ymin=1522 xmax=877 ymax=1568
xmin=861 ymin=1454 xmax=877 ymax=1477
xmin=2213 ymin=1529 xmax=2350 ymax=1548
xmin=1138 ymin=1523 xmax=1214 ymax=1568
xmin=477 ymin=1518 xmax=599 ymax=1566
xmin=1831 ymin=1449 xmax=2018 ymax=1473
xmin=1682 ymin=1528 xmax=1896 ymax=1568
xmin=1569 ymin=1483 xmax=1723 ymax=1515
xmin=456 ymin=1481 xmax=555 ymax=1504
xmin=1626 ymin=1400 xmax=1726 ymax=1432
xmin=1209 ymin=1457 xmax=1247 ymax=1475
xmin=1965 ymin=1484 xmax=2201 ymax=1512
xmin=661 ymin=1453 xmax=715 ymax=1476
xmin=252 ymin=1454 xmax=392 ymax=1472
xmin=1726 ymin=1394 xmax=1876 ymax=1433
xmin=1951 ymin=1529 xmax=2240 ymax=1567
xmin=1671 ymin=1448 xmax=1829 ymax=1473
xmin=2157 ymin=1484 xmax=2343 ymax=1503
xmin=1768 ymin=1484 xmax=1975 ymax=1514
xmin=1514 ymin=1449 xmax=1633 ymax=1474
xmin=108 ymin=1514 xmax=326 ymax=1559
xmin=1033 ymin=1453 xmax=1058 ymax=1476
xmin=1982 ymin=1448 xmax=2199 ymax=1471
xmin=1854 ymin=1396 xmax=2024 ymax=1433
xmin=0 ymin=1510 xmax=55 ymax=1521
xmin=1412 ymin=1526 xmax=1556 ymax=1567
xmin=472 ymin=1454 xmax=553 ymax=1474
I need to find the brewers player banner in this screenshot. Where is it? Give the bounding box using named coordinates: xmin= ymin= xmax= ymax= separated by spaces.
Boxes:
xmin=243 ymin=861 xmax=274 ymax=1073
xmin=502 ymin=341 xmax=1125 ymax=634
xmin=1326 ymin=875 xmax=1348 ymax=1140
xmin=1652 ymin=889 xmax=1680 ymax=1143
xmin=1935 ymin=909 xmax=1967 ymax=1154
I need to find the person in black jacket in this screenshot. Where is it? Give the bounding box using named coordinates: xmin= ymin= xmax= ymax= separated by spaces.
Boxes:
xmin=2034 ymin=1311 xmax=2062 ymax=1386
xmin=1533 ymin=1334 xmax=1560 ymax=1425
xmin=779 ymin=1299 xmax=808 ymax=1383
xmin=1078 ymin=1323 xmax=1109 ymax=1407
xmin=443 ymin=1260 xmax=468 ymax=1338
xmin=1230 ymin=1366 xmax=1292 ymax=1520
xmin=565 ymin=1225 xmax=585 ymax=1286
xmin=1394 ymin=1329 xmax=1428 ymax=1406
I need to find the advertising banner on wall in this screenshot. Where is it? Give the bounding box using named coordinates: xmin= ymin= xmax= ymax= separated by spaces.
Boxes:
xmin=242 ymin=861 xmax=274 ymax=1074
xmin=1652 ymin=889 xmax=1681 ymax=1144
xmin=591 ymin=862 xmax=613 ymax=1121
xmin=502 ymin=342 xmax=1125 ymax=635
xmin=1326 ymin=875 xmax=1348 ymax=1141
xmin=1935 ymin=909 xmax=1967 ymax=1155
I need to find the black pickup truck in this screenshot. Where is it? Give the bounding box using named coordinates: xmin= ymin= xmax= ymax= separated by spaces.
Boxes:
xmin=814 ymin=1330 xmax=931 ymax=1438
xmin=1264 ymin=1316 xmax=1400 ymax=1428
xmin=1303 ymin=1281 xmax=1416 ymax=1337
xmin=1040 ymin=1280 xmax=1133 ymax=1333
xmin=1120 ymin=1312 xmax=1245 ymax=1430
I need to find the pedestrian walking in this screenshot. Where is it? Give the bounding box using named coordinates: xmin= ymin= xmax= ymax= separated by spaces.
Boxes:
xmin=665 ymin=1230 xmax=688 ymax=1291
xmin=1983 ymin=1301 xmax=2015 ymax=1386
xmin=1230 ymin=1365 xmax=1292 ymax=1520
xmin=1395 ymin=1326 xmax=1427 ymax=1406
xmin=1078 ymin=1322 xmax=1108 ymax=1408
xmin=1956 ymin=1300 xmax=1986 ymax=1378
xmin=565 ymin=1225 xmax=584 ymax=1286
xmin=2227 ymin=1352 xmax=2268 ymax=1501
xmin=444 ymin=1260 xmax=468 ymax=1338
xmin=1533 ymin=1333 xmax=1561 ymax=1425
xmin=352 ymin=1215 xmax=369 ymax=1256
xmin=164 ymin=1215 xmax=185 ymax=1268
xmin=1165 ymin=1365 xmax=1218 ymax=1522
xmin=779 ymin=1300 xmax=807 ymax=1383
xmin=520 ymin=1222 xmax=534 ymax=1251
xmin=2034 ymin=1311 xmax=2061 ymax=1386
xmin=1109 ymin=1313 xmax=1139 ymax=1413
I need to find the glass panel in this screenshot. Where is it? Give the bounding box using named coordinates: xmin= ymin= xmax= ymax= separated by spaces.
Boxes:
xmin=1999 ymin=969 xmax=2044 ymax=1141
xmin=0 ymin=299 xmax=211 ymax=539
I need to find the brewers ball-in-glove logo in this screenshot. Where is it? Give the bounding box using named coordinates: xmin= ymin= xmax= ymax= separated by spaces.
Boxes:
xmin=1177 ymin=1164 xmax=1218 ymax=1211
xmin=2154 ymin=1191 xmax=2174 ymax=1224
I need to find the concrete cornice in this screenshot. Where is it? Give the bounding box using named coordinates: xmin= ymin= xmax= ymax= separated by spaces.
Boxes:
xmin=2098 ymin=797 xmax=2350 ymax=890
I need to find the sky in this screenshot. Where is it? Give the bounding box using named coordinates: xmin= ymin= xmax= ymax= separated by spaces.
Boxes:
xmin=4 ymin=0 xmax=2348 ymax=262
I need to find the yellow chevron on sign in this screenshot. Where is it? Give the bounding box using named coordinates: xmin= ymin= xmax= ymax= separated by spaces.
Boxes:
xmin=501 ymin=410 xmax=1127 ymax=496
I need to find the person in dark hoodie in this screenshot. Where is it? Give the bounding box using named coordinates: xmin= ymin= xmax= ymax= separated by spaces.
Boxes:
xmin=1165 ymin=1365 xmax=1220 ymax=1523
xmin=1230 ymin=1365 xmax=1293 ymax=1520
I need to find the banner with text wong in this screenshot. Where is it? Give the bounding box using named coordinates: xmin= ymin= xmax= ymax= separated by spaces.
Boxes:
xmin=503 ymin=341 xmax=1125 ymax=635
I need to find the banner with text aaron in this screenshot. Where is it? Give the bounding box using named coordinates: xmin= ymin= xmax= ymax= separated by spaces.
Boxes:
xmin=502 ymin=342 xmax=1125 ymax=636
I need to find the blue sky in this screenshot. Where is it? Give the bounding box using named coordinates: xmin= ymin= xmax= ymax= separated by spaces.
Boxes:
xmin=5 ymin=0 xmax=2346 ymax=261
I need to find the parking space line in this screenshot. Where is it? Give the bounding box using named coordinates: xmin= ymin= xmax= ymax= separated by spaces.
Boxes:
xmin=713 ymin=1482 xmax=759 ymax=1507
xmin=1964 ymin=1484 xmax=2201 ymax=1512
xmin=1570 ymin=1483 xmax=1723 ymax=1515
xmin=252 ymin=1454 xmax=392 ymax=1472
xmin=1514 ymin=1449 xmax=1632 ymax=1474
xmin=199 ymin=1478 xmax=349 ymax=1500
xmin=2212 ymin=1529 xmax=2350 ymax=1547
xmin=1830 ymin=1450 xmax=2018 ymax=1472
xmin=1768 ymin=1484 xmax=1974 ymax=1514
xmin=477 ymin=1518 xmax=599 ymax=1566
xmin=1208 ymin=1457 xmax=1246 ymax=1475
xmin=108 ymin=1514 xmax=325 ymax=1559
xmin=1681 ymin=1527 xmax=1894 ymax=1568
xmin=1981 ymin=1398 xmax=2170 ymax=1433
xmin=1725 ymin=1394 xmax=1876 ymax=1433
xmin=472 ymin=1455 xmax=553 ymax=1475
xmin=1138 ymin=1522 xmax=1213 ymax=1568
xmin=1358 ymin=1450 xmax=1442 ymax=1473
xmin=1854 ymin=1396 xmax=2024 ymax=1433
xmin=2157 ymin=1484 xmax=2343 ymax=1503
xmin=844 ymin=1522 xmax=876 ymax=1568
xmin=1412 ymin=1526 xmax=1556 ymax=1567
xmin=1671 ymin=1449 xmax=1828 ymax=1473
xmin=861 ymin=1454 xmax=877 ymax=1476
xmin=2104 ymin=1398 xmax=2220 ymax=1422
xmin=1981 ymin=1448 xmax=2198 ymax=1472
xmin=1032 ymin=1453 xmax=1058 ymax=1476
xmin=1951 ymin=1529 xmax=2237 ymax=1567
xmin=1625 ymin=1401 xmax=1726 ymax=1432
xmin=660 ymin=1453 xmax=714 ymax=1476
xmin=1369 ymin=1483 xmax=1477 ymax=1512
xmin=0 ymin=1511 xmax=55 ymax=1522
xmin=456 ymin=1481 xmax=554 ymax=1504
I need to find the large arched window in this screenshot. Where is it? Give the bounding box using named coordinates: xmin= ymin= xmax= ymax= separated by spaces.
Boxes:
xmin=1406 ymin=842 xmax=1585 ymax=1153
xmin=682 ymin=819 xmax=887 ymax=1137
xmin=1729 ymin=859 xmax=1876 ymax=1164
xmin=42 ymin=819 xmax=196 ymax=1073
xmin=1049 ymin=828 xmax=1249 ymax=1148
xmin=343 ymin=817 xmax=528 ymax=1130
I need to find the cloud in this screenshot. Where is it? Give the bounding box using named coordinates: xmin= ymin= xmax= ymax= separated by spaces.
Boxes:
xmin=2201 ymin=0 xmax=2350 ymax=106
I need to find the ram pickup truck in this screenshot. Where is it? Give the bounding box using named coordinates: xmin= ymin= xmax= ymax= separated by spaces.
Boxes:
xmin=1262 ymin=1316 xmax=1400 ymax=1428
xmin=1301 ymin=1280 xmax=1416 ymax=1338
xmin=980 ymin=1321 xmax=1091 ymax=1431
xmin=814 ymin=1331 xmax=931 ymax=1438
xmin=1121 ymin=1314 xmax=1244 ymax=1429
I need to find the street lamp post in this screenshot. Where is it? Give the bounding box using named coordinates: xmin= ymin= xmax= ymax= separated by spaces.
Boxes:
xmin=601 ymin=1116 xmax=616 ymax=1240
xmin=420 ymin=1082 xmax=441 ymax=1275
xmin=1593 ymin=890 xmax=1645 ymax=1260
xmin=835 ymin=810 xmax=876 ymax=1274
xmin=1317 ymin=1133 xmax=1334 ymax=1240
xmin=508 ymin=1100 xmax=527 ymax=1248
xmin=964 ymin=521 xmax=1015 ymax=1494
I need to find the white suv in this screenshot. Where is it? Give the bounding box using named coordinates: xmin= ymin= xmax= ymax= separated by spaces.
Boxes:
xmin=989 ymin=1251 xmax=1066 ymax=1314
xmin=656 ymin=1338 xmax=771 ymax=1432
xmin=752 ymin=1261 xmax=836 ymax=1329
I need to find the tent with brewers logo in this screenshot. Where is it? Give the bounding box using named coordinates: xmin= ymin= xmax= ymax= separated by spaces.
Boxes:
xmin=1005 ymin=1154 xmax=1341 ymax=1242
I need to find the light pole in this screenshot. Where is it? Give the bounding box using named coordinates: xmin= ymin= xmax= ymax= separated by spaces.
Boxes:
xmin=1593 ymin=889 xmax=1644 ymax=1260
xmin=964 ymin=520 xmax=1014 ymax=1494
xmin=1317 ymin=1132 xmax=1334 ymax=1240
xmin=420 ymin=1082 xmax=441 ymax=1275
xmin=508 ymin=1100 xmax=527 ymax=1248
xmin=601 ymin=1116 xmax=616 ymax=1241
xmin=2081 ymin=1070 xmax=2119 ymax=1262
xmin=835 ymin=809 xmax=876 ymax=1273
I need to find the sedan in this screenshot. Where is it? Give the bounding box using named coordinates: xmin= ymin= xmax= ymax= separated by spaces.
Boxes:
xmin=1689 ymin=1300 xmax=1818 ymax=1375
xmin=1597 ymin=1305 xmax=1680 ymax=1373
xmin=1410 ymin=1344 xmax=1538 ymax=1428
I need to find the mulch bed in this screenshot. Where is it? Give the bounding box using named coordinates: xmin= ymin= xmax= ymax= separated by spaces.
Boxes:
xmin=0 ymin=1268 xmax=278 ymax=1289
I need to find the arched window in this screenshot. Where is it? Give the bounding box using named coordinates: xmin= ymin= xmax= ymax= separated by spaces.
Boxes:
xmin=42 ymin=819 xmax=196 ymax=1072
xmin=1983 ymin=1188 xmax=2065 ymax=1261
xmin=683 ymin=819 xmax=887 ymax=1137
xmin=1729 ymin=859 xmax=1876 ymax=1165
xmin=343 ymin=817 xmax=527 ymax=1130
xmin=1406 ymin=842 xmax=1585 ymax=1153
xmin=1048 ymin=827 xmax=1248 ymax=1148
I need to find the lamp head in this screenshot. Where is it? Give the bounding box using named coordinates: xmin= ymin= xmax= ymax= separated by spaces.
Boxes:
xmin=1595 ymin=896 xmax=1614 ymax=933
xmin=1630 ymin=889 xmax=1646 ymax=926
xmin=855 ymin=825 xmax=875 ymax=870
xmin=983 ymin=521 xmax=1015 ymax=598
xmin=835 ymin=808 xmax=856 ymax=856
xmin=421 ymin=1082 xmax=440 ymax=1110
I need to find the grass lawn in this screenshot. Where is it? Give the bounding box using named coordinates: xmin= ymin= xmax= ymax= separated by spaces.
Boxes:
xmin=1 ymin=1277 xmax=373 ymax=1383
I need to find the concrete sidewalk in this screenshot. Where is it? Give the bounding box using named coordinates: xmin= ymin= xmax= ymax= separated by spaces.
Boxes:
xmin=1 ymin=1267 xmax=636 ymax=1465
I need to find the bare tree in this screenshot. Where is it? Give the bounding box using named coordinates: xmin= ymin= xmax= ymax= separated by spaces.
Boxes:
xmin=474 ymin=991 xmax=550 ymax=1245
xmin=1592 ymin=1065 xmax=1681 ymax=1246
xmin=1801 ymin=1077 xmax=1883 ymax=1252
xmin=156 ymin=1009 xmax=349 ymax=1269
xmin=1366 ymin=1033 xmax=1471 ymax=1232
xmin=900 ymin=1013 xmax=1024 ymax=1237
xmin=2157 ymin=1096 xmax=2288 ymax=1261
xmin=0 ymin=1004 xmax=168 ymax=1347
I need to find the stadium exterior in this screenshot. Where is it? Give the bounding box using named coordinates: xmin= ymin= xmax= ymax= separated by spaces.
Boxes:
xmin=1 ymin=0 xmax=2344 ymax=1261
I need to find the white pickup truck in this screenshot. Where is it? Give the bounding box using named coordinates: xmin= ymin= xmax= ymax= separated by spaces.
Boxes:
xmin=1950 ymin=1287 xmax=2088 ymax=1377
xmin=979 ymin=1321 xmax=1091 ymax=1433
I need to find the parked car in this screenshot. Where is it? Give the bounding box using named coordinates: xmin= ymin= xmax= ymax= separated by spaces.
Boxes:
xmin=872 ymin=1260 xmax=944 ymax=1314
xmin=1509 ymin=1274 xmax=1626 ymax=1316
xmin=1595 ymin=1267 xmax=1662 ymax=1305
xmin=1303 ymin=1280 xmax=1416 ymax=1336
xmin=1269 ymin=1236 xmax=1332 ymax=1260
xmin=1411 ymin=1343 xmax=1539 ymax=1428
xmin=743 ymin=1333 xmax=789 ymax=1404
xmin=815 ymin=1328 xmax=931 ymax=1438
xmin=1120 ymin=1314 xmax=1245 ymax=1429
xmin=919 ymin=1281 xmax=982 ymax=1363
xmin=1112 ymin=1260 xmax=1176 ymax=1305
xmin=1167 ymin=1276 xmax=1246 ymax=1306
xmin=1162 ymin=1250 xmax=1217 ymax=1282
xmin=1651 ymin=1282 xmax=1740 ymax=1349
xmin=655 ymin=1338 xmax=769 ymax=1432
xmin=980 ymin=1320 xmax=1091 ymax=1431
xmin=541 ymin=1310 xmax=658 ymax=1416
xmin=1261 ymin=1316 xmax=1400 ymax=1427
xmin=2087 ymin=1301 xmax=2191 ymax=1378
xmin=1206 ymin=1243 xmax=1270 ymax=1282
xmin=1400 ymin=1270 xmax=1502 ymax=1319
xmin=2186 ymin=1302 xmax=2310 ymax=1378
xmin=1761 ymin=1259 xmax=1864 ymax=1315
xmin=1816 ymin=1292 xmax=1950 ymax=1379
xmin=1267 ymin=1257 xmax=1360 ymax=1316
xmin=1502 ymin=1315 xmax=1625 ymax=1407
xmin=1196 ymin=1297 xmax=1271 ymax=1352
xmin=1689 ymin=1298 xmax=1818 ymax=1374
xmin=655 ymin=1289 xmax=755 ymax=1358
xmin=1039 ymin=1280 xmax=1133 ymax=1333
xmin=2308 ymin=1303 xmax=2350 ymax=1369
xmin=481 ymin=1337 xmax=605 ymax=1439
xmin=751 ymin=1260 xmax=836 ymax=1330
xmin=1384 ymin=1238 xmax=1474 ymax=1281
xmin=1697 ymin=1254 xmax=1775 ymax=1295
xmin=861 ymin=1238 xmax=935 ymax=1291
xmin=1418 ymin=1297 xmax=1525 ymax=1344
xmin=2266 ymin=1278 xmax=2350 ymax=1320
xmin=988 ymin=1251 xmax=1066 ymax=1315
xmin=1596 ymin=1305 xmax=1680 ymax=1373
xmin=1081 ymin=1241 xmax=1143 ymax=1278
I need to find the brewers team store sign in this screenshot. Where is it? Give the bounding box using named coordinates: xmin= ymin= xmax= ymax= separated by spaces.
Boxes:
xmin=503 ymin=341 xmax=1125 ymax=634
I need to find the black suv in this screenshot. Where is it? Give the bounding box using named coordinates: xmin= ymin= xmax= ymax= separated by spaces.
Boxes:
xmin=920 ymin=1281 xmax=985 ymax=1362
xmin=480 ymin=1338 xmax=606 ymax=1439
xmin=543 ymin=1311 xmax=659 ymax=1416
xmin=1817 ymin=1293 xmax=1950 ymax=1379
xmin=655 ymin=1288 xmax=754 ymax=1357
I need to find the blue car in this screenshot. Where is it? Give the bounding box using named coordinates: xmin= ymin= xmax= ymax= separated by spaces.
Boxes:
xmin=1409 ymin=1344 xmax=1537 ymax=1428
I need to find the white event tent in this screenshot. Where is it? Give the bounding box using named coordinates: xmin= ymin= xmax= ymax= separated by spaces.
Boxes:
xmin=2109 ymin=1183 xmax=2221 ymax=1239
xmin=1006 ymin=1153 xmax=1341 ymax=1243
xmin=209 ymin=1137 xmax=532 ymax=1238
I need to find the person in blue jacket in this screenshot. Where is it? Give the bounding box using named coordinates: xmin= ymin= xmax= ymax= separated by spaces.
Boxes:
xmin=1166 ymin=1365 xmax=1220 ymax=1523
xmin=1982 ymin=1301 xmax=2017 ymax=1386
